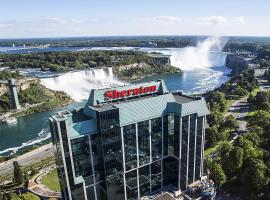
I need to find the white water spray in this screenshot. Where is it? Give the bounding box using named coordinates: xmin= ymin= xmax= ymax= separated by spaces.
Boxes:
xmin=164 ymin=37 xmax=228 ymax=70
xmin=40 ymin=67 xmax=124 ymax=102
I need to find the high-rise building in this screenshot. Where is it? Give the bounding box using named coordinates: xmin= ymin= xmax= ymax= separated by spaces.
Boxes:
xmin=49 ymin=80 xmax=209 ymax=200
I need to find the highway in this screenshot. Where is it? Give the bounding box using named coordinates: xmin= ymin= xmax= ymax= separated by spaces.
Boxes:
xmin=0 ymin=143 xmax=54 ymax=179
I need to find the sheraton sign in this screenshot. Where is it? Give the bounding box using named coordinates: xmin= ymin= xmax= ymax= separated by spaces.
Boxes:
xmin=104 ymin=85 xmax=157 ymax=100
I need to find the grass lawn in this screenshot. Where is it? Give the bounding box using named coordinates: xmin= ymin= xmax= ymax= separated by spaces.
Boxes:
xmin=41 ymin=168 xmax=61 ymax=192
xmin=205 ymin=142 xmax=221 ymax=157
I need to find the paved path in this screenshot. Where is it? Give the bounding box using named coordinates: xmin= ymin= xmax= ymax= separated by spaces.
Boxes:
xmin=0 ymin=144 xmax=53 ymax=178
xmin=254 ymin=68 xmax=270 ymax=92
xmin=28 ymin=165 xmax=61 ymax=198
xmin=226 ymin=96 xmax=249 ymax=134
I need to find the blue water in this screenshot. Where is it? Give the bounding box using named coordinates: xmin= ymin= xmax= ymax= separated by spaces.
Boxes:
xmin=0 ymin=45 xmax=230 ymax=156
xmin=0 ymin=66 xmax=230 ymax=156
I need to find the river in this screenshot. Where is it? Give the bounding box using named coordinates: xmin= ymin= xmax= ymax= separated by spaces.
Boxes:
xmin=0 ymin=40 xmax=231 ymax=156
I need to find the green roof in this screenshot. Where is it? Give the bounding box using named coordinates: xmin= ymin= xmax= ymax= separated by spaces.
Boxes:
xmin=114 ymin=93 xmax=209 ymax=126
xmin=69 ymin=119 xmax=97 ymax=139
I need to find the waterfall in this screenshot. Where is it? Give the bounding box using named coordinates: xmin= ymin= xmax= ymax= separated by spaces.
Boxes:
xmin=108 ymin=67 xmax=113 ymax=77
xmin=40 ymin=67 xmax=124 ymax=102
xmin=159 ymin=37 xmax=228 ymax=70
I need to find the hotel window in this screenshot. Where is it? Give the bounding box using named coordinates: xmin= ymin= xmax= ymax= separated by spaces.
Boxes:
xmin=138 ymin=120 xmax=150 ymax=166
xmin=195 ymin=117 xmax=203 ymax=179
xmin=90 ymin=133 xmax=106 ymax=183
xmin=163 ymin=114 xmax=175 ymax=156
xmin=123 ymin=124 xmax=137 ymax=171
xmin=180 ymin=115 xmax=189 ymax=189
xmin=163 ymin=157 xmax=178 ymax=188
xmin=174 ymin=115 xmax=180 ymax=157
xmin=125 ymin=169 xmax=138 ymax=200
xmin=71 ymin=136 xmax=93 ymax=186
xmin=151 ymin=160 xmax=161 ymax=191
xmin=86 ymin=186 xmax=95 ymax=200
xmin=106 ymin=173 xmax=125 ymax=200
xmin=101 ymin=128 xmax=123 ymax=177
xmin=139 ymin=165 xmax=150 ymax=197
xmin=188 ymin=114 xmax=196 ymax=184
xmin=151 ymin=117 xmax=162 ymax=161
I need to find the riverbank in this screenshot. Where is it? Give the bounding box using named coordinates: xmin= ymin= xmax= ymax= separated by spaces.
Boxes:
xmin=0 ymin=80 xmax=72 ymax=118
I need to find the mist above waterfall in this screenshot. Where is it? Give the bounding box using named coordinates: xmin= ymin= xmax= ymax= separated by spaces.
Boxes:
xmin=40 ymin=68 xmax=124 ymax=102
xmin=166 ymin=37 xmax=228 ymax=70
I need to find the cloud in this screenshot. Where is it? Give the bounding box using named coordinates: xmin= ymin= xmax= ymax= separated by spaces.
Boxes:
xmin=232 ymin=16 xmax=245 ymax=24
xmin=153 ymin=16 xmax=182 ymax=24
xmin=200 ymin=16 xmax=227 ymax=25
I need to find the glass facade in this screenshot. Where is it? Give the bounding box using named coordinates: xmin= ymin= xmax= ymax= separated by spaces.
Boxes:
xmin=50 ymin=103 xmax=206 ymax=200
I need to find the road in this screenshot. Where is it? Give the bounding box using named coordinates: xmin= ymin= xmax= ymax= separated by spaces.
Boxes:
xmin=0 ymin=143 xmax=54 ymax=179
xmin=226 ymin=96 xmax=249 ymax=134
xmin=254 ymin=68 xmax=270 ymax=92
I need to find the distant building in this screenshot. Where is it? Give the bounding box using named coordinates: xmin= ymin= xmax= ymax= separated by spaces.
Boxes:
xmin=49 ymin=80 xmax=209 ymax=200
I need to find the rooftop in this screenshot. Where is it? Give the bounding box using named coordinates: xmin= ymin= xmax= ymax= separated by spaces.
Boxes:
xmin=50 ymin=80 xmax=209 ymax=138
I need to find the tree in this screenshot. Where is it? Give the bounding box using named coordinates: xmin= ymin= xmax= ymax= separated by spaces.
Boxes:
xmin=205 ymin=127 xmax=218 ymax=147
xmin=242 ymin=158 xmax=269 ymax=198
xmin=222 ymin=115 xmax=239 ymax=132
xmin=205 ymin=126 xmax=224 ymax=147
xmin=208 ymin=91 xmax=227 ymax=112
xmin=234 ymin=136 xmax=263 ymax=161
xmin=23 ymin=171 xmax=29 ymax=188
xmin=13 ymin=161 xmax=23 ymax=185
xmin=218 ymin=141 xmax=233 ymax=159
xmin=207 ymin=111 xmax=223 ymax=127
xmin=248 ymin=111 xmax=270 ymax=132
xmin=228 ymin=147 xmax=244 ymax=174
xmin=209 ymin=162 xmax=226 ymax=187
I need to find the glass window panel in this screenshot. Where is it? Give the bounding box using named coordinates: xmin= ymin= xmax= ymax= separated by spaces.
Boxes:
xmin=96 ymin=181 xmax=107 ymax=200
xmin=174 ymin=115 xmax=180 ymax=157
xmin=125 ymin=170 xmax=138 ymax=200
xmin=123 ymin=124 xmax=137 ymax=171
xmin=139 ymin=165 xmax=150 ymax=198
xmin=91 ymin=133 xmax=105 ymax=182
xmin=151 ymin=117 xmax=162 ymax=161
xmin=86 ymin=186 xmax=95 ymax=200
xmin=106 ymin=173 xmax=125 ymax=200
xmin=188 ymin=114 xmax=196 ymax=184
xmin=163 ymin=157 xmax=178 ymax=188
xmin=71 ymin=136 xmax=93 ymax=186
xmin=180 ymin=116 xmax=189 ymax=189
xmin=138 ymin=121 xmax=150 ymax=166
xmin=151 ymin=161 xmax=161 ymax=192
xmin=195 ymin=117 xmax=203 ymax=179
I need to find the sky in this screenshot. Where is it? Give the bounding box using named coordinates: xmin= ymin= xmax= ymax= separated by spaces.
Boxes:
xmin=0 ymin=0 xmax=270 ymax=38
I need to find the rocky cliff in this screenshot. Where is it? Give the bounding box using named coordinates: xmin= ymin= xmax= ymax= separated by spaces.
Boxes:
xmin=226 ymin=54 xmax=248 ymax=76
xmin=0 ymin=78 xmax=39 ymax=95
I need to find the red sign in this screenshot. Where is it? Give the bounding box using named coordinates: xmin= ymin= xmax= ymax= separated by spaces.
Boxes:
xmin=104 ymin=85 xmax=157 ymax=100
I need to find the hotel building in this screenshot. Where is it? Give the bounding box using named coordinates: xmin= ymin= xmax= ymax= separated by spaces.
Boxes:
xmin=49 ymin=80 xmax=209 ymax=200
